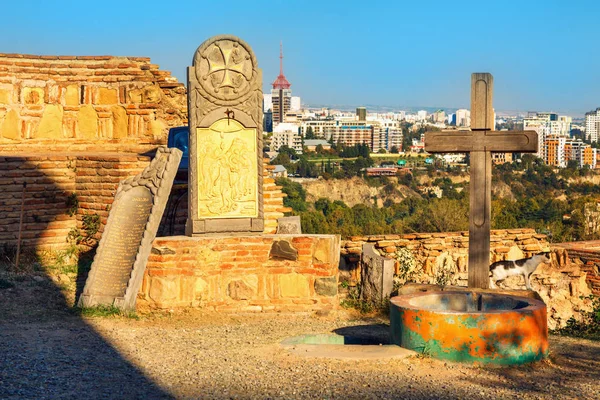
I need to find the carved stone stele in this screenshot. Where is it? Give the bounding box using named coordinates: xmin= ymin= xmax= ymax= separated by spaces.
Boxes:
xmin=78 ymin=147 xmax=182 ymax=311
xmin=187 ymin=35 xmax=264 ymax=235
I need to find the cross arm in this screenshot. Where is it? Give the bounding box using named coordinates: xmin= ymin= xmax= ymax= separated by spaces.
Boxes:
xmin=424 ymin=130 xmax=538 ymax=153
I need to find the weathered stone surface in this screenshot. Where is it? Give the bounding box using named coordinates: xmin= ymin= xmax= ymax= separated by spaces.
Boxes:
xmin=228 ymin=279 xmax=255 ymax=300
xmin=313 ymin=238 xmax=331 ymax=263
xmin=314 ymin=276 xmax=337 ymax=297
xmin=270 ymin=240 xmax=298 ymax=260
xmin=98 ymin=87 xmax=118 ymax=105
xmin=22 ymin=87 xmax=44 ymax=105
xmin=149 ymin=119 xmax=165 ymax=138
xmin=196 ymin=247 xmax=220 ymax=265
xmin=151 ymin=246 xmax=176 ymax=255
xmin=77 ymin=105 xmax=98 ymax=139
xmin=506 ymin=245 xmax=525 ymax=260
xmin=0 ymin=88 xmax=11 ymax=104
xmin=1 ymin=109 xmax=20 ymax=139
xmin=65 ymin=85 xmax=79 ymax=106
xmin=149 ymin=277 xmax=178 ymax=302
xmin=111 ymin=105 xmax=127 ymax=139
xmin=361 ymin=243 xmax=394 ymax=303
xmin=187 ymin=35 xmax=264 ymax=235
xmin=78 ymin=147 xmax=182 ymax=311
xmin=194 ymin=277 xmax=208 ymax=300
xmin=279 ymin=273 xmax=309 ymax=298
xmin=37 ymin=104 xmax=63 ymax=139
xmin=276 ymin=216 xmax=302 ymax=234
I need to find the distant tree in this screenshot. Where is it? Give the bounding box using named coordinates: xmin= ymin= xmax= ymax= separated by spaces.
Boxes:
xmin=377 ymin=148 xmax=387 ymax=154
xmin=305 ymin=126 xmax=316 ymax=140
xmin=276 ymin=177 xmax=307 ymax=212
xmin=278 ymin=145 xmax=298 ymax=160
xmin=390 ymin=145 xmax=399 ymax=154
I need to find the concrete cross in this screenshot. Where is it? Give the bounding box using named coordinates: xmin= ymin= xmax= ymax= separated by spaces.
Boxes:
xmin=424 ymin=73 xmax=538 ymax=289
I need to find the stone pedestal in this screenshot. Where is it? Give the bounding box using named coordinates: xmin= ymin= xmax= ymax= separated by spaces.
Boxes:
xmin=140 ymin=234 xmax=340 ymax=312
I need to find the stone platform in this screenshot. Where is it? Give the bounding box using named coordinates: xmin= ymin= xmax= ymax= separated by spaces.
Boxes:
xmin=140 ymin=235 xmax=340 ymax=312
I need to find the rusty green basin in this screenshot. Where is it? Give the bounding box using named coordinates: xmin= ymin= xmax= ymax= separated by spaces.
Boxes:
xmin=390 ymin=291 xmax=548 ymax=364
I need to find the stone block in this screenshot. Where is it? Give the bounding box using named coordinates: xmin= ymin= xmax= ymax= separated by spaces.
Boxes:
xmin=524 ymin=244 xmax=543 ymax=252
xmin=361 ymin=243 xmax=394 ymax=303
xmin=22 ymin=87 xmax=44 ymax=105
xmin=195 ymin=277 xmax=208 ymax=300
xmin=1 ymin=109 xmax=20 ymax=139
xmin=77 ymin=105 xmax=98 ymax=139
xmin=279 ymin=273 xmax=310 ymax=298
xmin=270 ymin=240 xmax=298 ymax=260
xmin=228 ymin=279 xmax=256 ymax=300
xmin=0 ymin=88 xmax=10 ymax=104
xmin=37 ymin=104 xmax=64 ymax=139
xmin=313 ymin=238 xmax=331 ymax=263
xmin=149 ymin=277 xmax=179 ymax=303
xmin=98 ymin=87 xmax=118 ymax=104
xmin=65 ymin=85 xmax=79 ymax=106
xmin=314 ymin=276 xmax=337 ymax=297
xmin=506 ymin=245 xmax=525 ymax=260
xmin=111 ymin=105 xmax=128 ymax=139
xmin=277 ymin=216 xmax=302 ymax=234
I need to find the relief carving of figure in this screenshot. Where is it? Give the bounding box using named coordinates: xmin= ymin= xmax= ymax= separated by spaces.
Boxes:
xmin=197 ymin=119 xmax=256 ymax=217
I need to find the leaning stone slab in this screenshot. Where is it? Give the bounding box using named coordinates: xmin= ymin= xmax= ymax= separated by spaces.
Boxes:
xmin=361 ymin=243 xmax=395 ymax=304
xmin=78 ymin=147 xmax=182 ymax=311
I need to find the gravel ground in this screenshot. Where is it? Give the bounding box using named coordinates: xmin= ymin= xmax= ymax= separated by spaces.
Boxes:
xmin=1 ymin=274 xmax=599 ymax=399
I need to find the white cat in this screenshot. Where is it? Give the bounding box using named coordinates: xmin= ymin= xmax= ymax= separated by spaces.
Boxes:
xmin=489 ymin=253 xmax=551 ymax=290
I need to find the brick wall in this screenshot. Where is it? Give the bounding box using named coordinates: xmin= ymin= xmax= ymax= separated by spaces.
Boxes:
xmin=0 ymin=153 xmax=150 ymax=250
xmin=141 ymin=235 xmax=340 ymax=312
xmin=0 ymin=53 xmax=186 ymax=147
xmin=1 ymin=154 xmax=289 ymax=252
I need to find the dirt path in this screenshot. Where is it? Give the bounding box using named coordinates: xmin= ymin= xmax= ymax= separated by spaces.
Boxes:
xmin=1 ymin=274 xmax=599 ymax=399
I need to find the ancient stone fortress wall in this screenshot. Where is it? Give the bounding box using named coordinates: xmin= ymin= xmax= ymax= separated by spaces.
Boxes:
xmin=0 ymin=53 xmax=186 ymax=149
xmin=141 ymin=235 xmax=340 ymax=312
xmin=342 ymin=229 xmax=597 ymax=330
xmin=0 ymin=153 xmax=150 ymax=250
xmin=0 ymin=154 xmax=288 ymax=251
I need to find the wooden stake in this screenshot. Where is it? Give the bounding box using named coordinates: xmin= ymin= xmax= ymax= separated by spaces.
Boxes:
xmin=15 ymin=182 xmax=26 ymax=270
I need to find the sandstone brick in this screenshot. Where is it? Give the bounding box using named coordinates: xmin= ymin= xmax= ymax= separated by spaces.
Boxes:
xmin=1 ymin=109 xmax=20 ymax=139
xmin=279 ymin=273 xmax=310 ymax=298
xmin=36 ymin=104 xmax=64 ymax=139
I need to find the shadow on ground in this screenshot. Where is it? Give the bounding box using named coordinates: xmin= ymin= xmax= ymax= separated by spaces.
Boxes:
xmin=332 ymin=323 xmax=391 ymax=344
xmin=0 ymin=269 xmax=172 ymax=399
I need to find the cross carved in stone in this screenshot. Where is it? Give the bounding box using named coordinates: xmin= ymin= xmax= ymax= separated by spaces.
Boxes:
xmin=424 ymin=73 xmax=538 ymax=289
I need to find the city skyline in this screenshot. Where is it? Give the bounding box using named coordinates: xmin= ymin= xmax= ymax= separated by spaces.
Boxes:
xmin=2 ymin=1 xmax=599 ymax=115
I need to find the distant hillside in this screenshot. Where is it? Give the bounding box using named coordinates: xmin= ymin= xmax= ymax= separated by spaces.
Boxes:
xmin=292 ymin=176 xmax=420 ymax=207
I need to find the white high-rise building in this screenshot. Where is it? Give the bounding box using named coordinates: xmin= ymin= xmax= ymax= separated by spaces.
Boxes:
xmin=271 ymin=123 xmax=302 ymax=153
xmin=585 ymin=108 xmax=600 ymax=143
xmin=523 ymin=112 xmax=571 ymax=160
xmin=455 ymin=109 xmax=470 ymax=127
xmin=263 ymin=94 xmax=273 ymax=112
xmin=417 ymin=110 xmax=428 ymax=121
xmin=290 ymin=96 xmax=301 ymax=111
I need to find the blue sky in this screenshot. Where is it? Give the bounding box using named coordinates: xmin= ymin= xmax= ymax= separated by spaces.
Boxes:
xmin=2 ymin=1 xmax=599 ymax=115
